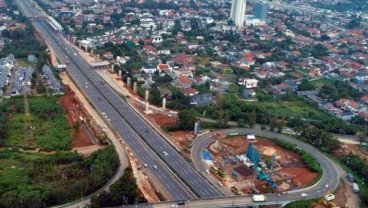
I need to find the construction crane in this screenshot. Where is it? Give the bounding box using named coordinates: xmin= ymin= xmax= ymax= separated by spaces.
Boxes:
xmin=267 ymin=154 xmax=278 ymax=189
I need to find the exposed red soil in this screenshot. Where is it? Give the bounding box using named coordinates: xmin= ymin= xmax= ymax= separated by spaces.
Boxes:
xmin=148 ymin=113 xmax=178 ymax=127
xmin=340 ymin=143 xmax=368 ymax=160
xmin=59 ymin=86 xmax=94 ymax=148
xmin=279 ymin=168 xmax=318 ymax=188
xmin=210 ymin=136 xmax=318 ymax=190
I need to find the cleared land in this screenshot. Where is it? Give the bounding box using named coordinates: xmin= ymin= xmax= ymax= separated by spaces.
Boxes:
xmin=207 ymin=136 xmax=318 ymax=194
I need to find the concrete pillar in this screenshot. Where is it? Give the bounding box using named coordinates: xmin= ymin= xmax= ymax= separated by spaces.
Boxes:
xmin=145 ymin=90 xmax=149 ymax=101
xmin=78 ymin=42 xmax=82 ymax=48
xmin=145 ymin=102 xmax=149 ymax=111
xmin=127 ymin=77 xmax=131 ymax=87
xmin=90 ymin=49 xmax=94 ymax=55
xmin=162 ymin=97 xmax=166 ymax=110
xmin=111 ymin=64 xmax=114 ymax=72
xmin=118 ymin=70 xmax=122 ymax=79
xmin=133 ymin=82 xmax=137 ymax=93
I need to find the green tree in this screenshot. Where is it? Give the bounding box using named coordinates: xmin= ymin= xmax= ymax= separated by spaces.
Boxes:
xmin=248 ymin=108 xmax=256 ymax=128
xmin=178 ymin=109 xmax=197 ymax=130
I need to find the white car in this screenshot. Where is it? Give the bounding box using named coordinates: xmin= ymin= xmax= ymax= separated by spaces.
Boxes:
xmin=152 ymin=165 xmax=158 ymax=170
xmin=301 ymin=193 xmax=308 ymax=198
xmin=163 ymin=151 xmax=168 ymax=156
xmin=218 ymin=181 xmax=223 ymax=187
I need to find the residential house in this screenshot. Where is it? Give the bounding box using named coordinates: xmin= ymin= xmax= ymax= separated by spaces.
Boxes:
xmin=242 ymin=89 xmax=256 ymax=99
xmin=182 ymin=87 xmax=199 ymax=96
xmin=172 ymin=76 xmax=192 ymax=88
xmin=140 ymin=65 xmax=157 ymax=74
xmin=143 ymin=45 xmax=158 ymax=56
xmin=254 ymin=70 xmax=267 ymax=79
xmin=103 ymin=51 xmax=114 ymax=60
xmin=171 ymin=52 xmax=192 ymax=66
xmin=190 ymin=93 xmax=214 ymax=106
xmin=238 ymin=78 xmax=259 ymax=88
xmin=157 ymin=63 xmax=172 ymax=73
xmin=174 ymin=67 xmax=193 ymax=77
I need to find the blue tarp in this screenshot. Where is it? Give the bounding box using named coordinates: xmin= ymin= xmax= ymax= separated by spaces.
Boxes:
xmin=203 ymin=150 xmax=212 ymax=161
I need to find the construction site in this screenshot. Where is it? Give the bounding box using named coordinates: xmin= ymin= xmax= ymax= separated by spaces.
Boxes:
xmin=203 ymin=134 xmax=319 ymax=195
xmin=59 ymin=84 xmax=106 ymax=154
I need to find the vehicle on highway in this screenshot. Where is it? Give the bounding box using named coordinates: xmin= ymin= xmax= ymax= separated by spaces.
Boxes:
xmin=218 ymin=181 xmax=223 ymax=187
xmin=163 ymin=151 xmax=168 ymax=156
xmin=144 ymin=163 xmax=148 ymax=168
xmin=252 ymin=194 xmax=266 ymax=202
xmin=205 ymin=169 xmax=210 ymax=175
xmin=177 ymin=200 xmax=186 ymax=205
xmin=152 ymin=165 xmax=158 ymax=170
xmin=301 ymin=193 xmax=308 ymax=197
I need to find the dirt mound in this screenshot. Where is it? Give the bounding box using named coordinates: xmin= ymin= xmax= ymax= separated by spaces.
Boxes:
xmin=279 ymin=168 xmax=318 ymax=187
xmin=59 ymin=86 xmax=94 ymax=148
xmin=148 ymin=113 xmax=178 ymax=127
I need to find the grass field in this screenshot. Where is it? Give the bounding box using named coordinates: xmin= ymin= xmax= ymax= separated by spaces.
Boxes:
xmin=309 ymin=78 xmax=334 ymax=89
xmin=2 ymin=96 xmax=72 ymax=151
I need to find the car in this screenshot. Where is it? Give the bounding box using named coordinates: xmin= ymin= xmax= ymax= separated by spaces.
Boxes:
xmin=144 ymin=163 xmax=148 ymax=168
xmin=205 ymin=169 xmax=210 ymax=175
xmin=325 ymin=184 xmax=329 ymax=188
xmin=301 ymin=193 xmax=308 ymax=198
xmin=218 ymin=181 xmax=223 ymax=187
xmin=163 ymin=151 xmax=168 ymax=156
xmin=152 ymin=165 xmax=158 ymax=170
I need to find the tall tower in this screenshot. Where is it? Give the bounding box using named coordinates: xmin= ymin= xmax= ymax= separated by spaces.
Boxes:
xmin=230 ymin=0 xmax=247 ymax=27
xmin=254 ymin=2 xmax=269 ymax=21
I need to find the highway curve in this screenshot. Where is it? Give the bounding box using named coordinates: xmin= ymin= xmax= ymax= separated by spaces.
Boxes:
xmin=191 ymin=128 xmax=341 ymax=204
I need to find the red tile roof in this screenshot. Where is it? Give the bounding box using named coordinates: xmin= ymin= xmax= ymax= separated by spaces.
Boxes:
xmin=182 ymin=88 xmax=199 ymax=96
xmin=178 ymin=76 xmax=191 ymax=84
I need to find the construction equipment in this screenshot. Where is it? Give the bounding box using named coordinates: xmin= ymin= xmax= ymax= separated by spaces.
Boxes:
xmin=267 ymin=154 xmax=278 ymax=189
xmin=246 ymin=143 xmax=268 ymax=180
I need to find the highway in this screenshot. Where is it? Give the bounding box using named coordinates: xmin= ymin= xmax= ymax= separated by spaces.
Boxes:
xmin=16 ymin=0 xmax=223 ymax=201
xmin=191 ymin=128 xmax=341 ymax=204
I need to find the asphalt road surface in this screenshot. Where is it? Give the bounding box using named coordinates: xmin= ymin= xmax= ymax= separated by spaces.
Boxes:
xmin=16 ymin=0 xmax=222 ymax=200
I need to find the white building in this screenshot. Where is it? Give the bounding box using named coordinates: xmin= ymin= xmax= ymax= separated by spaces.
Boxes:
xmin=230 ymin=0 xmax=246 ymax=27
xmin=238 ymin=78 xmax=259 ymax=88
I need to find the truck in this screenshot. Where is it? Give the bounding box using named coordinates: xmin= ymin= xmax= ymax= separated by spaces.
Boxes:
xmin=353 ymin=183 xmax=360 ymax=193
xmin=252 ymin=194 xmax=266 ymax=202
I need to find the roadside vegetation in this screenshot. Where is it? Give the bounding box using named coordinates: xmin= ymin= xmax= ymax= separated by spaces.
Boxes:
xmin=0 ymin=97 xmax=120 ymax=207
xmin=91 ymin=167 xmax=146 ymax=207
xmin=0 ymin=146 xmax=119 ymax=207
xmin=272 ymin=140 xmax=322 ymax=174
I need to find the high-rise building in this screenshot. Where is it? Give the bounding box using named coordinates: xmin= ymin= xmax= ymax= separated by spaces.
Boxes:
xmin=230 ymin=0 xmax=247 ymax=27
xmin=254 ymin=2 xmax=269 ymax=21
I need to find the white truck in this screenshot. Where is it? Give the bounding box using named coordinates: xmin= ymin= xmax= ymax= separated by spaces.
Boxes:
xmin=252 ymin=194 xmax=267 ymax=202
